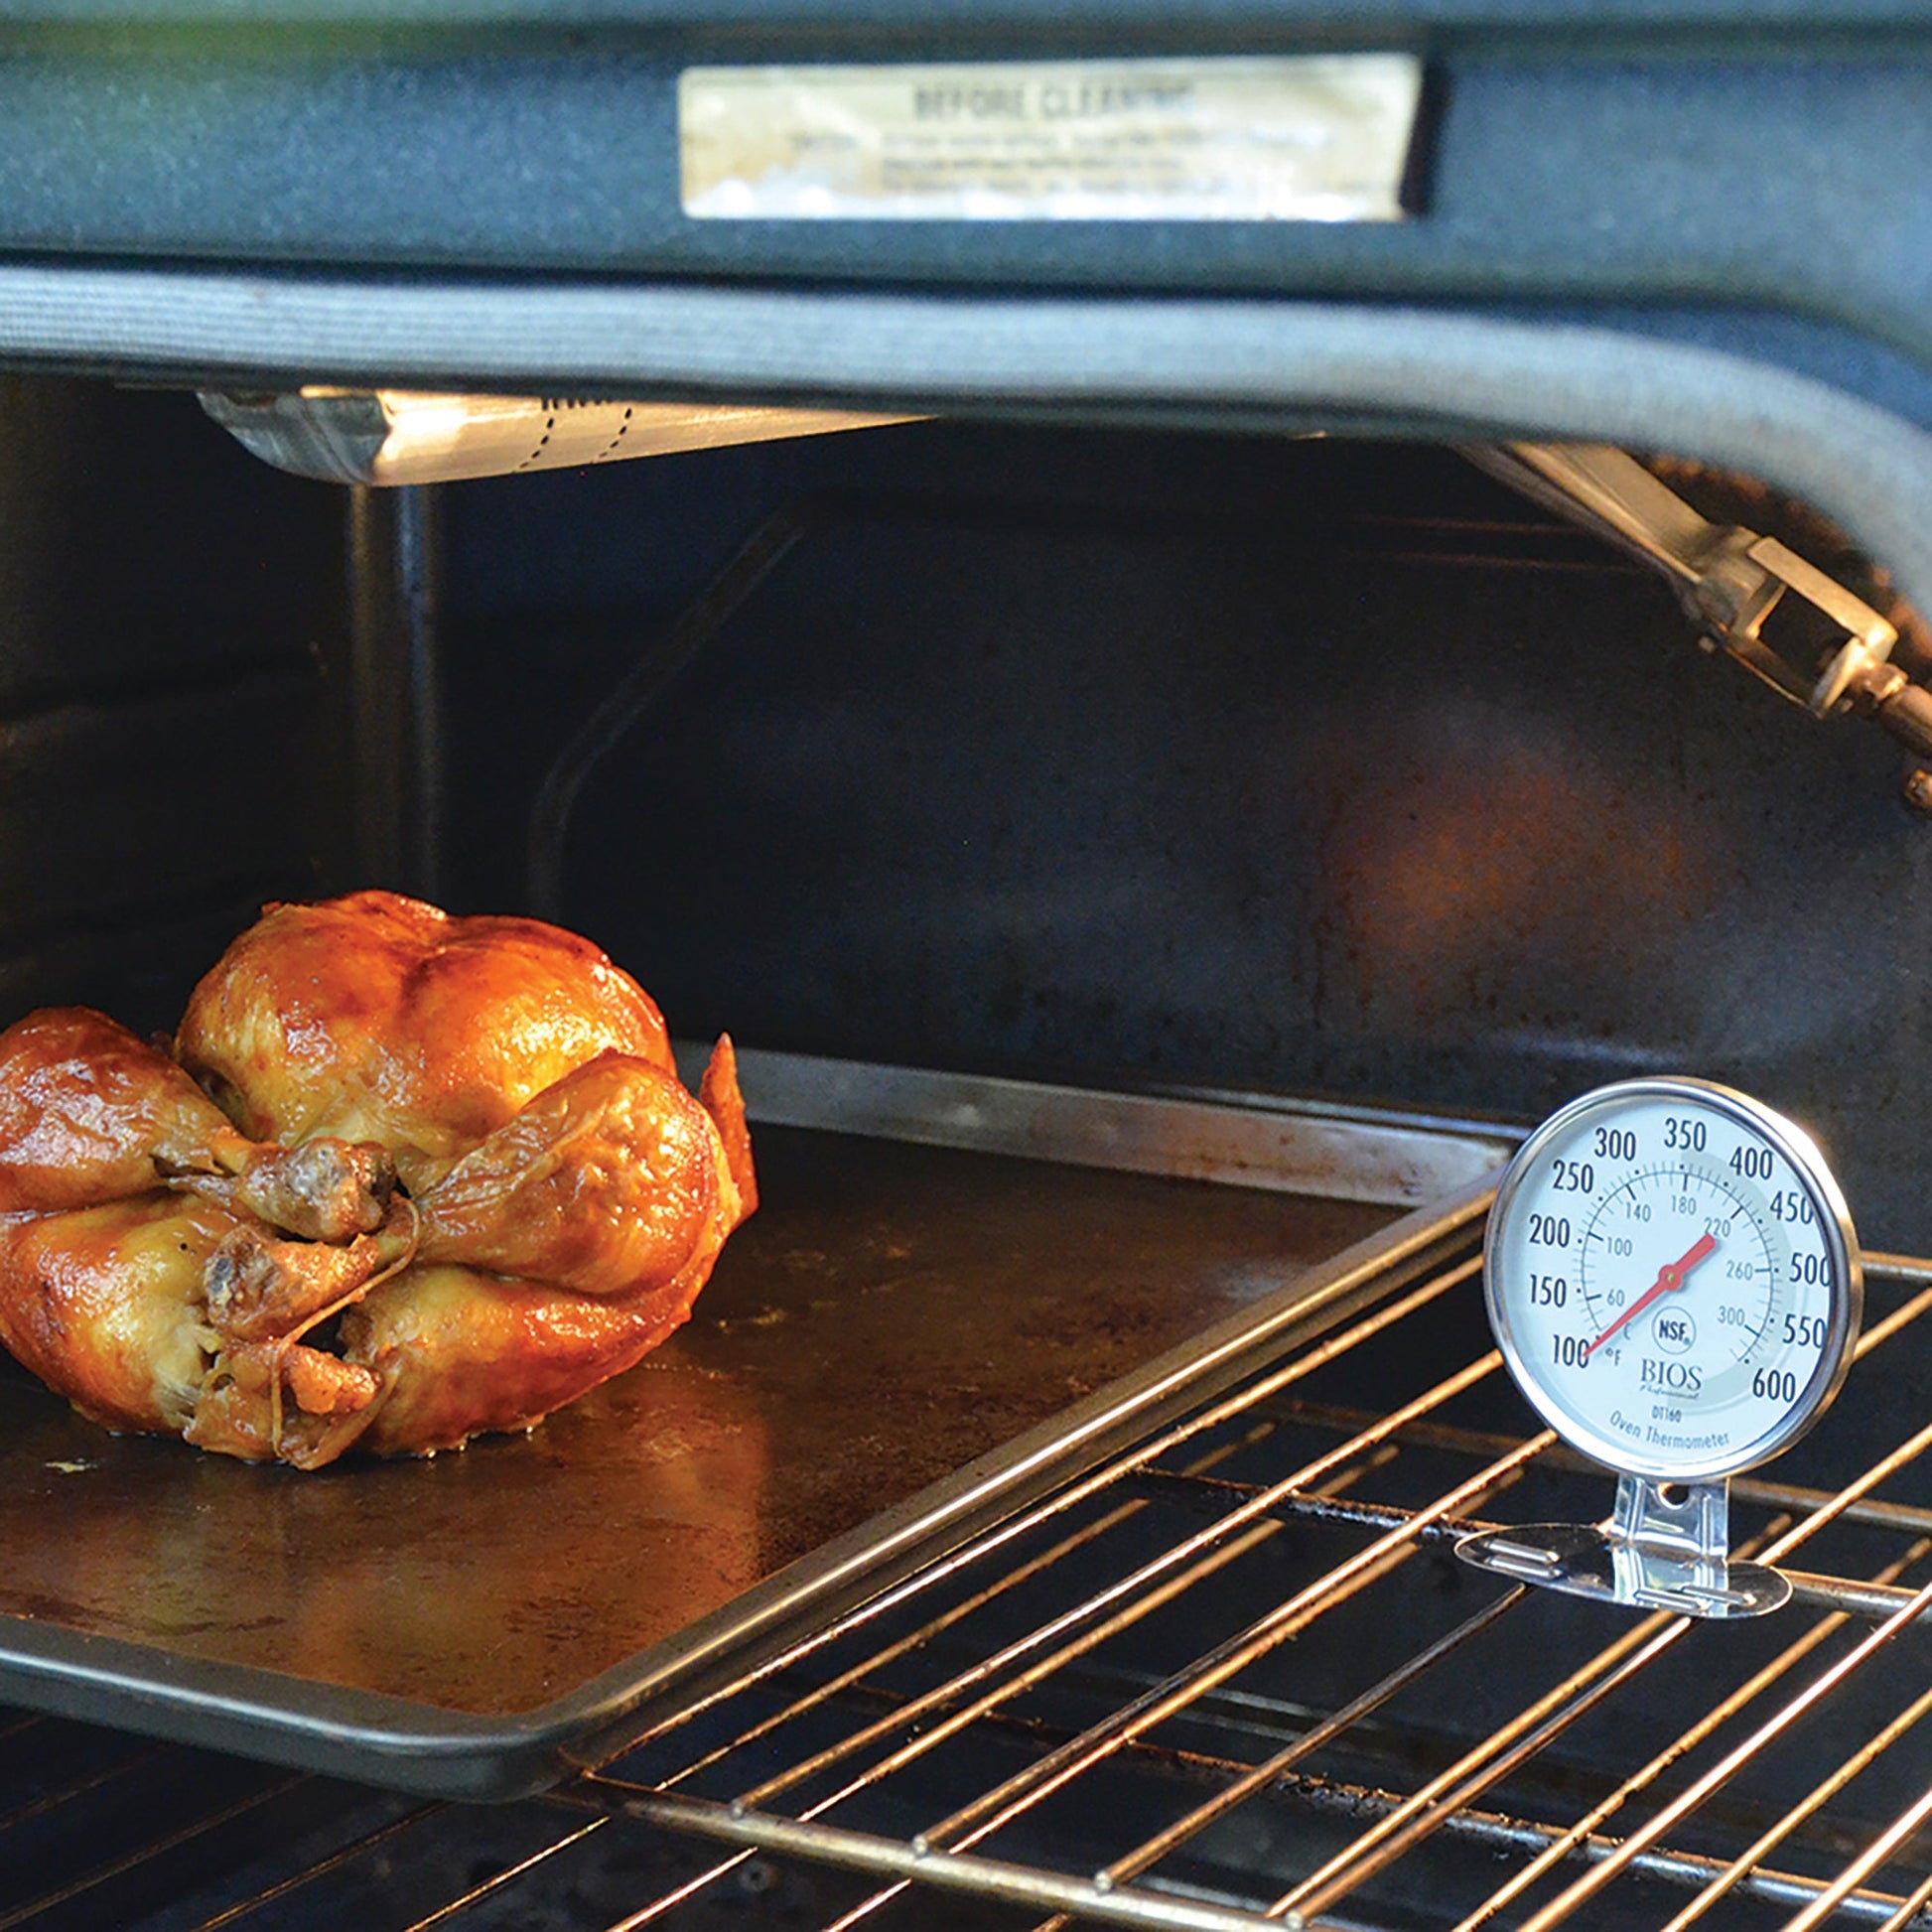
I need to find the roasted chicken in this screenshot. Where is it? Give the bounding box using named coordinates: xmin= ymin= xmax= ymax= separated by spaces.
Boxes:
xmin=0 ymin=893 xmax=755 ymax=1468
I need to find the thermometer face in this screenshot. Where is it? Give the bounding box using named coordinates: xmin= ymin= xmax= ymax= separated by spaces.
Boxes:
xmin=1485 ymin=1079 xmax=1861 ymax=1481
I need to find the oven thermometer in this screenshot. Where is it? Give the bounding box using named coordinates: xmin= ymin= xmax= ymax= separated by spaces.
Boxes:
xmin=1456 ymin=1077 xmax=1862 ymax=1619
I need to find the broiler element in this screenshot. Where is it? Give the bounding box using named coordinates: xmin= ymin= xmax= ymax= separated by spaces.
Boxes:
xmin=0 ymin=892 xmax=756 ymax=1469
xmin=1468 ymin=443 xmax=1932 ymax=803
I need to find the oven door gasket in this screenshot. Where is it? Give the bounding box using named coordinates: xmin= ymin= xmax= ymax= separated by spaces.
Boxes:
xmin=2 ymin=264 xmax=1930 ymax=633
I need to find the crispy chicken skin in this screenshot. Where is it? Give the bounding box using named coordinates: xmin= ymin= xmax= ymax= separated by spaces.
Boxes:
xmin=176 ymin=891 xmax=677 ymax=1192
xmin=0 ymin=1193 xmax=235 ymax=1436
xmin=0 ymin=1007 xmax=396 ymax=1239
xmin=0 ymin=893 xmax=754 ymax=1468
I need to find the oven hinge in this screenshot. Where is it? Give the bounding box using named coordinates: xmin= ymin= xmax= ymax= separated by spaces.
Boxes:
xmin=1468 ymin=442 xmax=1932 ymax=808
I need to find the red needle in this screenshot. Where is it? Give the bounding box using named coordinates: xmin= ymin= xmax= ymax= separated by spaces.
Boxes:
xmin=1584 ymin=1231 xmax=1718 ymax=1358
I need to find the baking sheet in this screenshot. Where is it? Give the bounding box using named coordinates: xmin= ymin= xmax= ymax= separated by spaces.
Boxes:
xmin=0 ymin=1102 xmax=1486 ymax=1797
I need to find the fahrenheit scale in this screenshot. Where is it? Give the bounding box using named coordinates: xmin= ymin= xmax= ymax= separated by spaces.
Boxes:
xmin=1457 ymin=1078 xmax=1862 ymax=1618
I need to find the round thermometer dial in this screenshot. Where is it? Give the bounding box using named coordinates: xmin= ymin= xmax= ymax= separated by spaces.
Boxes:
xmin=1486 ymin=1079 xmax=1861 ymax=1481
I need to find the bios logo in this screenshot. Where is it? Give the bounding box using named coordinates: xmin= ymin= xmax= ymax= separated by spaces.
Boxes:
xmin=1641 ymin=1357 xmax=1704 ymax=1396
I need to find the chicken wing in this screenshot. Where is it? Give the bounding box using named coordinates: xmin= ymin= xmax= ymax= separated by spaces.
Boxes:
xmin=0 ymin=1007 xmax=394 ymax=1239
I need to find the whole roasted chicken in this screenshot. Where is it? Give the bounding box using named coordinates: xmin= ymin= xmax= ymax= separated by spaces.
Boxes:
xmin=0 ymin=893 xmax=756 ymax=1468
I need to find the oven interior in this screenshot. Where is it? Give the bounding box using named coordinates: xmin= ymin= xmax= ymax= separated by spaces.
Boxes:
xmin=2 ymin=377 xmax=1932 ymax=1928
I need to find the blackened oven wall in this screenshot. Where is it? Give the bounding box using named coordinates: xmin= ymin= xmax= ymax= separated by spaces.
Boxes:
xmin=437 ymin=421 xmax=1932 ymax=1255
xmin=0 ymin=377 xmax=348 ymax=1035
xmin=0 ymin=383 xmax=1917 ymax=1251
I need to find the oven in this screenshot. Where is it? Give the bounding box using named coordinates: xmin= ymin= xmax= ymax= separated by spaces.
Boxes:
xmin=2 ymin=15 xmax=1932 ymax=1932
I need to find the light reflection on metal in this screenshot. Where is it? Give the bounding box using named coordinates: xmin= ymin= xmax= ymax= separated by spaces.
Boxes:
xmin=201 ymin=387 xmax=917 ymax=484
xmin=674 ymin=1042 xmax=1518 ymax=1207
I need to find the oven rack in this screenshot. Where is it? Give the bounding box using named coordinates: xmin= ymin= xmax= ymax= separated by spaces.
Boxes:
xmin=8 ymin=1212 xmax=1932 ymax=1929
xmin=559 ymin=1232 xmax=1932 ymax=1932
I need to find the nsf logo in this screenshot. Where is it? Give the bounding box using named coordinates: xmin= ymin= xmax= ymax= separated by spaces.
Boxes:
xmin=1652 ymin=1310 xmax=1697 ymax=1355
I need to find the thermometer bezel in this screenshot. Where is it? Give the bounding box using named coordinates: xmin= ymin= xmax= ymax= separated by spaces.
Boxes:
xmin=1484 ymin=1077 xmax=1862 ymax=1482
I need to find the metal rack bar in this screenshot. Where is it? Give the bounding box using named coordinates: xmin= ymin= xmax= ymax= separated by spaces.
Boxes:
xmin=656 ymin=1436 xmax=1543 ymax=1932
xmin=1875 ymin=1863 xmax=1932 ymax=1932
xmin=600 ymin=1422 xmax=1518 ymax=1925
xmin=1098 ymin=1771 xmax=1920 ymax=1926
xmin=1778 ymin=1571 xmax=1932 ymax=1621
xmin=588 ymin=1241 xmax=1932 ymax=1932
xmin=1293 ymin=1411 xmax=1932 ymax=1927
xmin=1139 ymin=1480 xmax=1932 ymax=1627
xmin=660 ymin=1392 xmax=1374 ymax=1806
xmin=401 ymin=1817 xmax=611 ymax=1932
xmin=1447 ymin=1537 xmax=1932 ymax=1932
xmin=655 ymin=1487 xmax=1154 ymax=1799
xmin=628 ymin=1255 xmax=1484 ymax=1763
xmin=0 ymin=1742 xmax=164 ymax=1833
xmin=1021 ymin=1588 xmax=1528 ymax=1932
xmin=1752 ymin=1414 xmax=1932 ymax=1558
xmin=1782 ymin=1776 xmax=1932 ymax=1932
xmin=585 ymin=1360 xmax=1531 ymax=1923
xmin=1843 ymin=1268 xmax=1932 ymax=1348
xmin=1862 ymin=1253 xmax=1932 ymax=1286
xmin=1658 ymin=1672 xmax=1932 ymax=1931
xmin=730 ymin=1351 xmax=1510 ymax=1814
xmin=1246 ymin=1777 xmax=1924 ymax=1926
xmin=589 ymin=1489 xmax=1221 ymax=1925
xmin=621 ymin=1680 xmax=1932 ymax=1932
xmin=1251 ymin=1401 xmax=1932 ymax=1538
xmin=599 ymin=1525 xmax=1289 ymax=1921
xmin=0 ymin=1770 xmax=309 ymax=1931
xmin=626 ymin=1797 xmax=1286 ymax=1932
xmin=1504 ymin=1573 xmax=1932 ymax=1932
xmin=598 ymin=1844 xmax=754 ymax=1932
xmin=893 ymin=1437 xmax=1548 ymax=1843
xmin=1267 ymin=1600 xmax=1707 ymax=1922
xmin=187 ymin=1801 xmax=448 ymax=1932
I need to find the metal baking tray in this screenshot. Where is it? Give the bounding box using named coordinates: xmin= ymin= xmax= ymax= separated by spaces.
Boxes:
xmin=0 ymin=1053 xmax=1511 ymax=1798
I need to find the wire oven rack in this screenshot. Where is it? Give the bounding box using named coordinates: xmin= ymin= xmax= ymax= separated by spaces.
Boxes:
xmin=8 ymin=1205 xmax=1932 ymax=1930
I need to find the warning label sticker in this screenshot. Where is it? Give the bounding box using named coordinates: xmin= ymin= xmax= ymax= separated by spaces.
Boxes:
xmin=679 ymin=56 xmax=1423 ymax=221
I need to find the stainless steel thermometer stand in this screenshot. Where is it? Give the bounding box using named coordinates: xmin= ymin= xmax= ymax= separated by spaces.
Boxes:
xmin=1458 ymin=1474 xmax=1790 ymax=1617
xmin=1457 ymin=1077 xmax=1861 ymax=1622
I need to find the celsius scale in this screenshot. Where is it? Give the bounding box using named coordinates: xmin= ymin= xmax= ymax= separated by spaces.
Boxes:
xmin=1457 ymin=1078 xmax=1862 ymax=1619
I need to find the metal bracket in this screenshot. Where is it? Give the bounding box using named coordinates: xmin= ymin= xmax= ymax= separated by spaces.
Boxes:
xmin=1468 ymin=443 xmax=1898 ymax=713
xmin=1455 ymin=1475 xmax=1791 ymax=1620
xmin=1463 ymin=444 xmax=1932 ymax=800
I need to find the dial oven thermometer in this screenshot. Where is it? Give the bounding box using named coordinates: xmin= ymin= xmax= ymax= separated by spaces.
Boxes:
xmin=1457 ymin=1078 xmax=1862 ymax=1618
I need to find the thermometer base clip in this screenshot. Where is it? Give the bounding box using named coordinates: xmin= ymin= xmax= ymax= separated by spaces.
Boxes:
xmin=1454 ymin=1474 xmax=1791 ymax=1620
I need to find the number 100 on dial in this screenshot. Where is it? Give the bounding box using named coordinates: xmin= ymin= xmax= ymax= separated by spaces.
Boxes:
xmin=1484 ymin=1078 xmax=1861 ymax=1482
